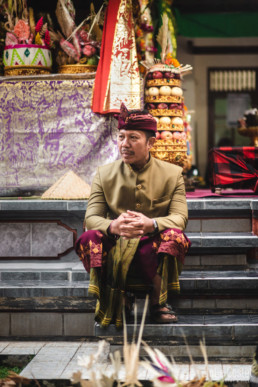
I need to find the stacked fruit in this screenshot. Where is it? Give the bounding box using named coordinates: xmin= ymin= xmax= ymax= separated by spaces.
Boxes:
xmin=145 ymin=63 xmax=187 ymax=166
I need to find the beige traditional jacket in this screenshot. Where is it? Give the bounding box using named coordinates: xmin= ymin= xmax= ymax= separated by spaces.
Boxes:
xmin=85 ymin=156 xmax=188 ymax=234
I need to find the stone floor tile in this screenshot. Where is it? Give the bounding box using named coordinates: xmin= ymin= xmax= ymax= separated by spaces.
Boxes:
xmin=206 ymin=364 xmax=224 ymax=381
xmin=0 ymin=342 xmax=10 ymax=352
xmin=21 ymin=362 xmax=68 ymax=379
xmin=171 ymin=364 xmax=190 ymax=381
xmin=1 ymin=341 xmax=45 ymax=355
xmin=222 ymin=364 xmax=252 ymax=381
xmin=63 ymin=365 xmax=109 ymax=380
xmin=188 ymin=364 xmax=224 ymax=381
xmin=189 ymin=364 xmax=208 ymax=380
xmin=44 ymin=342 xmax=81 ymax=349
xmin=61 ymin=367 xmax=84 ymax=379
xmin=78 ymin=342 xmax=103 ymax=351
xmin=137 ymin=366 xmax=148 ymax=380
xmin=103 ymin=364 xmax=147 ymax=381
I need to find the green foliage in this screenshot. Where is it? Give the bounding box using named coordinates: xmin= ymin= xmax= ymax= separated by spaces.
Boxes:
xmin=0 ymin=365 xmax=22 ymax=379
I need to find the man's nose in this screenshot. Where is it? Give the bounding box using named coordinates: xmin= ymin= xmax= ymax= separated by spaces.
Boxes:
xmin=121 ymin=137 xmax=130 ymax=146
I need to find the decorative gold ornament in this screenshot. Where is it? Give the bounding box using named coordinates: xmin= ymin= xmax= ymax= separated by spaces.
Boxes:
xmin=149 ymin=108 xmax=183 ymax=117
xmin=238 ymin=126 xmax=258 ymax=147
xmin=150 ymin=139 xmax=187 ymax=167
xmin=146 ymin=78 xmax=181 ymax=87
xmin=4 ymin=66 xmax=51 ymax=76
xmin=157 ymin=123 xmax=184 ymax=132
xmin=145 ymin=95 xmax=181 ymax=103
xmin=58 ymin=64 xmax=97 ymax=74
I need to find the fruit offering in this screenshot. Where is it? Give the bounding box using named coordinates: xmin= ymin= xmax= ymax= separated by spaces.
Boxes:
xmin=145 ymin=62 xmax=192 ymax=167
xmin=145 ymin=64 xmax=185 ymax=133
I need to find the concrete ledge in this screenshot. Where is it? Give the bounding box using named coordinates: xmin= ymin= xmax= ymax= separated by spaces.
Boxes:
xmin=1 ymin=198 xmax=257 ymax=212
xmin=0 ymin=198 xmax=257 ymax=261
xmin=0 ymin=312 xmax=95 ymax=337
xmin=95 ymin=314 xmax=258 ymax=343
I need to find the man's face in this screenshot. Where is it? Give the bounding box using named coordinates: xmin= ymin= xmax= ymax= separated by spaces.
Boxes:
xmin=117 ymin=129 xmax=155 ymax=169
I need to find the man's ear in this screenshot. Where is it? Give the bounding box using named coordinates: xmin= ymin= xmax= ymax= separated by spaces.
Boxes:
xmin=148 ymin=136 xmax=156 ymax=149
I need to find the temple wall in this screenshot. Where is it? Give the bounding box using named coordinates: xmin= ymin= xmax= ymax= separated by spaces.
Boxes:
xmin=177 ymin=36 xmax=258 ymax=177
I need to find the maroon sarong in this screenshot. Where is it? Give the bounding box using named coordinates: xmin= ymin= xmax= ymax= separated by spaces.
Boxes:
xmin=75 ymin=228 xmax=191 ymax=282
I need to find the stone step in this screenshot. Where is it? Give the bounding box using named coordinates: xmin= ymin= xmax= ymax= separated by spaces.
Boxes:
xmin=109 ymin=343 xmax=256 ymax=363
xmin=187 ymin=232 xmax=258 ymax=250
xmin=184 ymin=254 xmax=248 ymax=269
xmin=1 ymin=294 xmax=258 ymax=314
xmin=0 ymin=260 xmax=256 ymax=280
xmin=95 ymin=314 xmax=258 ymax=346
xmin=185 ymin=217 xmax=252 ymax=233
xmin=1 ymin=270 xmax=257 ymax=296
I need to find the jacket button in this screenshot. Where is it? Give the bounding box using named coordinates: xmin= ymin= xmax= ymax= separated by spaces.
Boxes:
xmin=136 ymin=203 xmax=141 ymax=209
xmin=136 ymin=184 xmax=142 ymax=190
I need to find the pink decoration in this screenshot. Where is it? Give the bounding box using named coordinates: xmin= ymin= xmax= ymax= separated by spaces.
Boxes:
xmin=5 ymin=32 xmax=18 ymax=46
xmin=35 ymin=17 xmax=44 ymax=33
xmin=158 ymin=376 xmax=175 ymax=383
xmin=28 ymin=33 xmax=33 ymax=44
xmin=79 ymin=30 xmax=88 ymax=44
xmin=60 ymin=38 xmax=80 ymax=61
xmin=44 ymin=30 xmax=51 ymax=47
xmin=72 ymin=34 xmax=81 ymax=59
xmin=82 ymin=44 xmax=96 ymax=57
xmin=13 ymin=20 xmax=30 ymax=41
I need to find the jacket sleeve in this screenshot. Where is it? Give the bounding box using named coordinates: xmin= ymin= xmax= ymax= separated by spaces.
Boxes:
xmin=155 ymin=170 xmax=188 ymax=231
xmin=85 ymin=169 xmax=112 ymax=234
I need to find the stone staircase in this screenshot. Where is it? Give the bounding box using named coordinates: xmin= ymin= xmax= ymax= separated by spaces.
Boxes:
xmin=0 ymin=197 xmax=258 ymax=366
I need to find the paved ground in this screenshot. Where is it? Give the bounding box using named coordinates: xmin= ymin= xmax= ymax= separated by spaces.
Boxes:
xmin=0 ymin=341 xmax=252 ymax=382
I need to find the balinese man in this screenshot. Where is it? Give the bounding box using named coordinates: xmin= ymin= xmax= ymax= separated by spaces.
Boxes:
xmin=75 ymin=103 xmax=191 ymax=327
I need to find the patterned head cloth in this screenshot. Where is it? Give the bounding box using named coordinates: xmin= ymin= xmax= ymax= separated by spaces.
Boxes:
xmin=118 ymin=103 xmax=157 ymax=133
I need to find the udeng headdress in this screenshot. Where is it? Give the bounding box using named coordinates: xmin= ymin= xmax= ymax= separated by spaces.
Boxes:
xmin=118 ymin=103 xmax=157 ymax=133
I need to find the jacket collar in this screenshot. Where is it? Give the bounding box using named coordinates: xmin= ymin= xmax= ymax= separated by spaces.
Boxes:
xmin=126 ymin=154 xmax=153 ymax=174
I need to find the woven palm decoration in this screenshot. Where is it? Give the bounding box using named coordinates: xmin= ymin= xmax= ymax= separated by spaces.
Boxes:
xmin=41 ymin=170 xmax=91 ymax=200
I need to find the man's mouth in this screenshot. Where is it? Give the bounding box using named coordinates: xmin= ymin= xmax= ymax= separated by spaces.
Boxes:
xmin=122 ymin=151 xmax=134 ymax=156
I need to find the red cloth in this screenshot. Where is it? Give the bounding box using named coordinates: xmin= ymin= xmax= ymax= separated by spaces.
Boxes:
xmin=91 ymin=0 xmax=120 ymax=113
xmin=209 ymin=147 xmax=258 ymax=192
xmin=91 ymin=0 xmax=140 ymax=114
xmin=75 ymin=229 xmax=191 ymax=282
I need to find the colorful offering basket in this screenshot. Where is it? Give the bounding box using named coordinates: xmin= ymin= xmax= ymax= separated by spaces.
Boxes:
xmin=3 ymin=44 xmax=52 ymax=75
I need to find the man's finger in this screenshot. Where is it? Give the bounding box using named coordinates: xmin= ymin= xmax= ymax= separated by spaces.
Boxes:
xmin=121 ymin=222 xmax=143 ymax=230
xmin=127 ymin=210 xmax=143 ymax=217
xmin=125 ymin=221 xmax=144 ymax=228
xmin=120 ymin=228 xmax=144 ymax=237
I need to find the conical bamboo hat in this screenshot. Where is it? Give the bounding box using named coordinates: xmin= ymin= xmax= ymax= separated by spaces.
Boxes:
xmin=41 ymin=170 xmax=91 ymax=200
